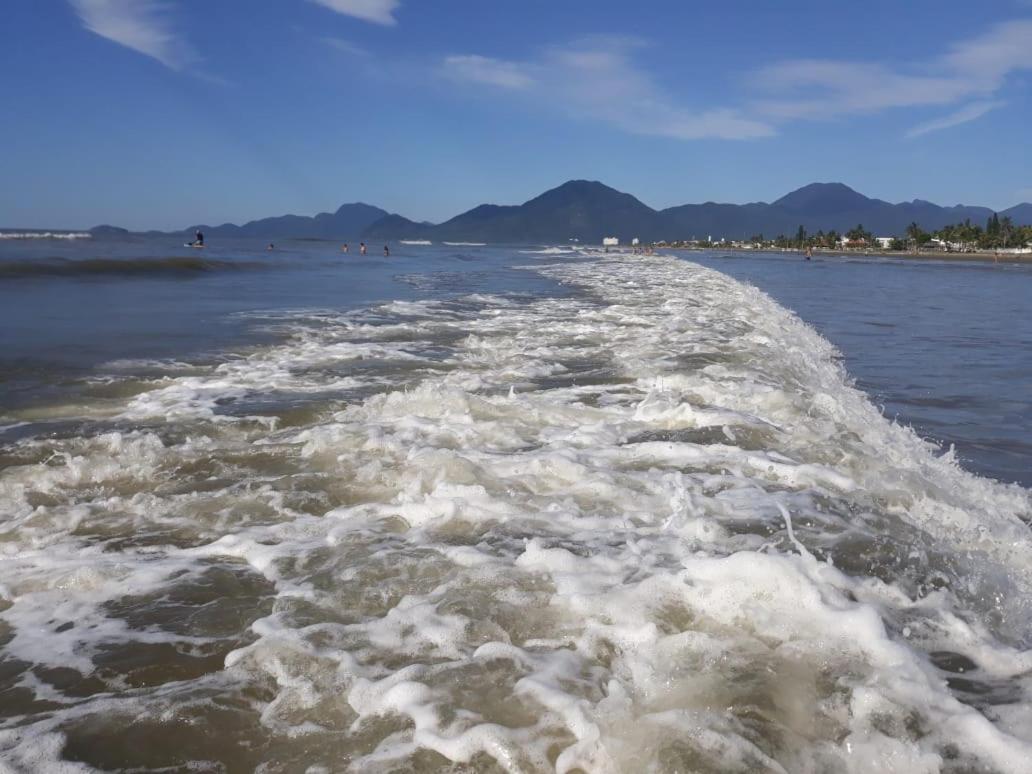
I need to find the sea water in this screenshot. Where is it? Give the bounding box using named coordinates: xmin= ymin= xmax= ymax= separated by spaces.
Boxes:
xmin=688 ymin=250 xmax=1032 ymax=489
xmin=0 ymin=238 xmax=1030 ymax=772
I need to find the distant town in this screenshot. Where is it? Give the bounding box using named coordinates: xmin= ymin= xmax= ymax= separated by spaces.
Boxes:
xmin=625 ymin=214 xmax=1032 ymax=256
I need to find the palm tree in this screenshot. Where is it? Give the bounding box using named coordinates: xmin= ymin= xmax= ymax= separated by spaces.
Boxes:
xmin=1000 ymin=215 xmax=1014 ymax=248
xmin=906 ymin=222 xmax=923 ymax=252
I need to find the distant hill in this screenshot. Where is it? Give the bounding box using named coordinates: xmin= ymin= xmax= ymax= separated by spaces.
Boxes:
xmin=185 ymin=202 xmax=390 ymax=239
xmin=367 ymin=180 xmax=1021 ymax=242
xmin=362 ymin=213 xmax=430 ymax=240
xmin=93 ymin=182 xmax=1032 ymax=243
xmin=660 ymin=182 xmax=998 ymax=241
xmin=425 ymin=180 xmax=668 ymax=243
xmin=1002 ymin=203 xmax=1032 ymax=224
xmin=89 ymin=224 xmax=130 ymax=236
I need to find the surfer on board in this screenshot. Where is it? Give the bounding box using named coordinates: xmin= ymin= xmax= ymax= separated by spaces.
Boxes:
xmin=192 ymin=229 xmax=204 ymax=247
xmin=383 ymin=244 xmax=390 ymax=257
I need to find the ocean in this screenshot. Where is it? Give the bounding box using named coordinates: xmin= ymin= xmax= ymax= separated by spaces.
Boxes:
xmin=1 ymin=236 xmax=1030 ymax=772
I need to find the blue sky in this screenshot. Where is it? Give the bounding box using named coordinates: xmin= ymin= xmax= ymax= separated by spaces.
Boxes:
xmin=2 ymin=0 xmax=1031 ymax=230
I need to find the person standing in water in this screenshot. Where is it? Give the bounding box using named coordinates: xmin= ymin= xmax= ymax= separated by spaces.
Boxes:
xmin=341 ymin=243 xmax=349 ymax=253
xmin=383 ymin=244 xmax=389 ymax=257
xmin=193 ymin=229 xmax=204 ymax=247
xmin=360 ymin=242 xmax=367 ymax=255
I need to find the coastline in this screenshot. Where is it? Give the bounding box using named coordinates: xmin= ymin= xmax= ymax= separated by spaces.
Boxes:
xmin=665 ymin=245 xmax=1032 ymax=264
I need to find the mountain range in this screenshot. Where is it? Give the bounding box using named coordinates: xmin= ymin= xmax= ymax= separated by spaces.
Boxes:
xmin=97 ymin=181 xmax=1032 ymax=243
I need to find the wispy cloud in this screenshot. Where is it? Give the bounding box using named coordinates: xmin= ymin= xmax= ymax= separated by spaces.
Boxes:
xmin=69 ymin=0 xmax=196 ymax=71
xmin=311 ymin=0 xmax=399 ymax=26
xmin=751 ymin=61 xmax=981 ymax=118
xmin=443 ymin=22 xmax=1031 ymax=142
xmin=749 ymin=19 xmax=1032 ymax=135
xmin=905 ymin=100 xmax=1004 ymax=138
xmin=443 ymin=55 xmax=535 ymax=89
xmin=943 ymin=18 xmax=1032 ymax=82
xmin=323 ymin=37 xmax=369 ymax=57
xmin=443 ymin=39 xmax=774 ymax=141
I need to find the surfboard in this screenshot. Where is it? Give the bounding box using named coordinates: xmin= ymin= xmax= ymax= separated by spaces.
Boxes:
xmin=184 ymin=243 xmax=205 ymax=248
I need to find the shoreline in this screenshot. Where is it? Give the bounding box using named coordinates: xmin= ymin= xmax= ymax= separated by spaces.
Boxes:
xmin=664 ymin=245 xmax=1032 ymax=264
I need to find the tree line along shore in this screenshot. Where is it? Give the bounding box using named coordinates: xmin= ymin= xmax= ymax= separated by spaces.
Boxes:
xmin=652 ymin=213 xmax=1032 ymax=259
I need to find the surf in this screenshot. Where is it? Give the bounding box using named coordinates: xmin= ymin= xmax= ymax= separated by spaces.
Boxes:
xmin=0 ymin=255 xmax=263 ymax=279
xmin=0 ymin=251 xmax=1029 ymax=772
xmin=0 ymin=231 xmax=92 ymax=240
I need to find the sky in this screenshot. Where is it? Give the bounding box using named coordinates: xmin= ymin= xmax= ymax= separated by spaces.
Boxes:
xmin=2 ymin=0 xmax=1031 ymax=230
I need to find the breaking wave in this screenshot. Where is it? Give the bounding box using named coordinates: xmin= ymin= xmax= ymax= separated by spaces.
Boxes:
xmin=0 ymin=231 xmax=92 ymax=240
xmin=520 ymin=247 xmax=579 ymax=255
xmin=0 ymin=252 xmax=1029 ymax=772
xmin=0 ymin=256 xmax=263 ymax=279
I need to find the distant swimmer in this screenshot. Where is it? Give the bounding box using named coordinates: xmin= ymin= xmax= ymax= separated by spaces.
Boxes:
xmin=267 ymin=243 xmax=275 ymax=251
xmin=341 ymin=243 xmax=349 ymax=253
xmin=383 ymin=244 xmax=390 ymax=257
xmin=360 ymin=242 xmax=367 ymax=255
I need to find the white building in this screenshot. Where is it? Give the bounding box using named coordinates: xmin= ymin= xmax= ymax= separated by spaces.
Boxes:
xmin=631 ymin=237 xmax=640 ymax=246
xmin=875 ymin=237 xmax=894 ymax=249
xmin=602 ymin=237 xmax=619 ymax=247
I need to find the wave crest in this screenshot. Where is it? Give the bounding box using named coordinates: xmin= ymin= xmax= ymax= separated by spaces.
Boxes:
xmin=0 ymin=256 xmax=261 ymax=279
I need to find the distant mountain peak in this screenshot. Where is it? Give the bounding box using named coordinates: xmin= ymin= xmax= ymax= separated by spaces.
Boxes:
xmin=547 ymin=179 xmax=612 ymax=192
xmin=1002 ymin=202 xmax=1032 ymax=222
xmin=524 ymin=179 xmax=652 ymax=211
xmin=334 ymin=202 xmax=386 ymax=216
xmin=528 ymin=179 xmax=621 ymax=200
xmin=774 ymin=182 xmax=872 ymax=213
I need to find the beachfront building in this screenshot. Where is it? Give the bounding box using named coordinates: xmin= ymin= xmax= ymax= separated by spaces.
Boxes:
xmin=603 ymin=237 xmax=619 ymax=247
xmin=875 ymin=237 xmax=894 ymax=249
xmin=631 ymin=238 xmax=640 ymax=246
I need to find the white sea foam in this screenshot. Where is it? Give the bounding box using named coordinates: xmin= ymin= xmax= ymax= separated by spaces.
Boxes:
xmin=519 ymin=247 xmax=577 ymax=255
xmin=0 ymin=231 xmax=92 ymax=240
xmin=0 ymin=252 xmax=1030 ymax=771
xmin=400 ymin=240 xmax=432 ymax=245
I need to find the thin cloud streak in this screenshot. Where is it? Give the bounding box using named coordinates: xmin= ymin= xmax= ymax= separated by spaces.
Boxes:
xmin=443 ymin=55 xmax=535 ymax=89
xmin=943 ymin=19 xmax=1032 ymax=81
xmin=749 ymin=18 xmax=1032 ymax=135
xmin=69 ymin=0 xmax=196 ymax=70
xmin=324 ymin=37 xmax=370 ymax=57
xmin=443 ymin=40 xmax=774 ymax=141
xmin=905 ymin=100 xmax=1004 ymax=138
xmin=751 ymin=61 xmax=984 ymax=118
xmin=311 ymin=0 xmax=400 ymax=26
